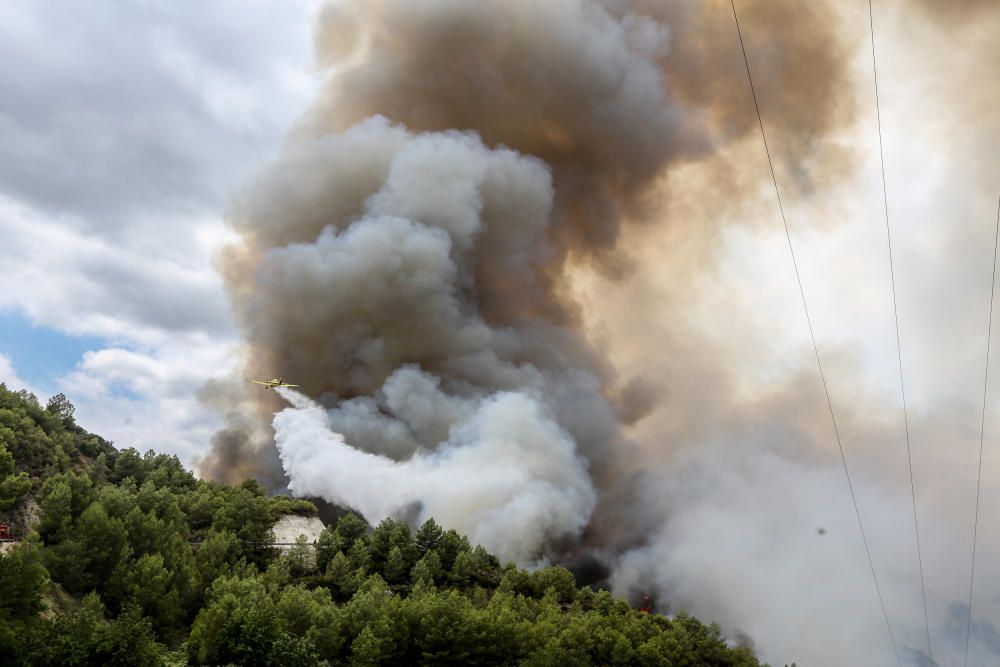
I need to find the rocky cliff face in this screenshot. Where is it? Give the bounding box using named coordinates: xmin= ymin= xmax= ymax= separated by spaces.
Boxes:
xmin=272 ymin=514 xmax=325 ymax=549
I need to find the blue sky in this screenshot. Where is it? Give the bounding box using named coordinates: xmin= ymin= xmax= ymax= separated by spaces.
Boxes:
xmin=0 ymin=310 xmax=104 ymax=394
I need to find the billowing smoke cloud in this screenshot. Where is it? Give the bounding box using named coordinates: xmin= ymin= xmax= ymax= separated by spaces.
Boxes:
xmin=207 ymin=108 xmax=637 ymax=569
xmin=206 ymin=115 xmax=635 ymax=498
xmin=202 ymin=0 xmax=851 ymax=512
xmin=193 ymin=0 xmax=1000 ymax=664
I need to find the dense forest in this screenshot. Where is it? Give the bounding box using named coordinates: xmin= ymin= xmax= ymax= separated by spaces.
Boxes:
xmin=0 ymin=383 xmax=784 ymax=666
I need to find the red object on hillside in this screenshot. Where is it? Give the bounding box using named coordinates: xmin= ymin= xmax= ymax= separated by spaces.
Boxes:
xmin=0 ymin=522 xmax=12 ymax=540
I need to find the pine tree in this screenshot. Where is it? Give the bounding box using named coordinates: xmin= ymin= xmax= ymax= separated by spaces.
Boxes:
xmin=347 ymin=539 xmax=372 ymax=573
xmin=287 ymin=535 xmax=314 ymax=577
xmin=414 ymin=518 xmax=443 ymax=557
xmin=410 ymin=550 xmax=443 ymax=586
xmin=383 ymin=546 xmax=408 ymax=587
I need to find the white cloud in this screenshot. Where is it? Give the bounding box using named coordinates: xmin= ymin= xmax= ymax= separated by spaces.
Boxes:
xmin=0 ymin=1 xmax=321 ymax=227
xmin=0 ymin=0 xmax=322 ymax=465
xmin=0 ymin=196 xmax=232 ymax=345
xmin=57 ymin=341 xmax=239 ymax=465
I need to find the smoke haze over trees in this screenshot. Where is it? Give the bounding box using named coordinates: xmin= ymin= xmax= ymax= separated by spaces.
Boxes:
xmin=0 ymin=384 xmax=773 ymax=666
xmin=188 ymin=1 xmax=1000 ymax=665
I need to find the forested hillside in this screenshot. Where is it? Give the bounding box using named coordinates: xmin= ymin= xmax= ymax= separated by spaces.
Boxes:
xmin=0 ymin=383 xmax=779 ymax=666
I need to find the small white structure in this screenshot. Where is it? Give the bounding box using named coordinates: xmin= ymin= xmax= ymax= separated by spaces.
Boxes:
xmin=273 ymin=514 xmax=325 ymax=551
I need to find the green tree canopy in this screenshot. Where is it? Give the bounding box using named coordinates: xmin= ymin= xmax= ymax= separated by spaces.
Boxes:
xmin=0 ymin=383 xmax=775 ymax=667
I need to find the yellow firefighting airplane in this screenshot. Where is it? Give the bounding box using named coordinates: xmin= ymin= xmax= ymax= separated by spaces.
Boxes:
xmin=249 ymin=377 xmax=299 ymax=390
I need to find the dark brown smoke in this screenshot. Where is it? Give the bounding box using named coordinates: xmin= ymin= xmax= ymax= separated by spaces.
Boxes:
xmin=304 ymin=0 xmax=855 ymax=256
xmin=910 ymin=0 xmax=998 ymax=24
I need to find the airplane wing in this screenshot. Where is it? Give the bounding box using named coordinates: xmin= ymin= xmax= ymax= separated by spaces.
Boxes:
xmin=250 ymin=380 xmax=271 ymax=385
xmin=280 ymin=384 xmax=299 ymax=388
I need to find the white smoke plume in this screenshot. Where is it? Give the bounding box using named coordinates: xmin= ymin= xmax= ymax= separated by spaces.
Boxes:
xmin=274 ymin=383 xmax=595 ymax=565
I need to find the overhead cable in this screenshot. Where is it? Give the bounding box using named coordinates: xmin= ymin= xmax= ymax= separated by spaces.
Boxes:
xmin=868 ymin=0 xmax=933 ymax=657
xmin=728 ymin=2 xmax=901 ymax=664
xmin=964 ymin=194 xmax=1000 ymax=667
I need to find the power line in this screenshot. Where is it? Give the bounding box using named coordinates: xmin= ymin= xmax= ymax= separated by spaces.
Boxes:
xmin=867 ymin=0 xmax=933 ymax=658
xmin=965 ymin=194 xmax=1000 ymax=667
xmin=728 ymin=2 xmax=901 ymax=665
